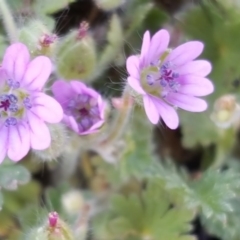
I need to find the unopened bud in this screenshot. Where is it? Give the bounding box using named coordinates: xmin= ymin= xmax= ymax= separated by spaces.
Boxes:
xmin=56 ymin=30 xmax=97 ymax=80
xmin=211 ymin=94 xmax=240 ymax=128
xmin=48 ymin=212 xmax=58 ymax=228
xmin=18 ymin=20 xmax=57 ymax=57
xmin=25 ymin=212 xmax=73 ymax=240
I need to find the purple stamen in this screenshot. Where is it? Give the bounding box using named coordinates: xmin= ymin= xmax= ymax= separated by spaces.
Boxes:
xmin=147 ymin=74 xmax=154 ymax=85
xmin=160 ymin=79 xmax=168 ymax=87
xmin=9 ymin=104 xmax=18 ymax=112
xmin=23 ymin=97 xmax=32 ymax=109
xmin=7 ymin=79 xmax=20 ymax=89
xmin=5 ymin=117 xmax=17 ymax=126
xmin=9 ymin=94 xmax=18 ymax=104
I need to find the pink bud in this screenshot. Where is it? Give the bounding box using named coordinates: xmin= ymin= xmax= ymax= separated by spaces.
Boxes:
xmin=48 ymin=211 xmax=59 ymax=228
xmin=77 ymin=21 xmax=89 ymax=39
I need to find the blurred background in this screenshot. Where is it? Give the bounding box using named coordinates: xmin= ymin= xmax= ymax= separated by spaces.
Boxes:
xmin=1 ymin=0 xmax=240 ymax=240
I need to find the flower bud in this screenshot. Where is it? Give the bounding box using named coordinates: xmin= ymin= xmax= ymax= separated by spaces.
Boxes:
xmin=18 ymin=20 xmax=57 ymax=57
xmin=210 ymin=94 xmax=240 ymax=128
xmin=94 ymin=0 xmax=126 ymax=11
xmin=56 ymin=26 xmax=96 ymax=80
xmin=33 ymin=123 xmax=67 ymax=161
xmin=25 ymin=212 xmax=74 ymax=240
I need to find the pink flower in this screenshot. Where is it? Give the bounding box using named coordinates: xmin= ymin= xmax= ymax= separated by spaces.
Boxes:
xmin=51 ymin=80 xmax=105 ymax=135
xmin=126 ymin=29 xmax=214 ymax=129
xmin=0 ymin=43 xmax=63 ymax=163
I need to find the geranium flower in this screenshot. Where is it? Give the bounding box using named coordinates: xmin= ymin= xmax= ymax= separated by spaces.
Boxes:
xmin=0 ymin=43 xmax=63 ymax=163
xmin=126 ymin=29 xmax=214 ymax=129
xmin=51 ymin=80 xmax=105 ymax=135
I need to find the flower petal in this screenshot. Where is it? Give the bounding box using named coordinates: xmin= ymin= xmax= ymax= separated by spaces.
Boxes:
xmin=51 ymin=80 xmax=75 ymax=106
xmin=23 ymin=56 xmax=52 ymax=90
xmin=168 ymin=41 xmax=204 ymax=66
xmin=28 ymin=111 xmax=51 ymax=150
xmin=143 ymin=95 xmax=159 ymax=124
xmin=147 ymin=29 xmax=170 ymax=65
xmin=140 ymin=31 xmax=150 ymax=68
xmin=0 ymin=124 xmax=8 ymax=163
xmin=70 ymin=81 xmax=88 ymax=94
xmin=127 ymin=77 xmax=145 ymax=95
xmin=2 ymin=43 xmax=30 ymax=82
xmin=126 ymin=55 xmax=140 ymax=79
xmin=177 ymin=60 xmax=212 ymax=77
xmin=178 ymin=76 xmax=214 ymax=96
xmin=166 ymin=93 xmax=207 ymax=112
xmin=151 ymin=97 xmax=179 ymax=129
xmin=32 ymin=92 xmax=63 ymax=123
xmin=63 ymin=115 xmax=79 ymax=133
xmin=7 ymin=123 xmax=30 ymax=161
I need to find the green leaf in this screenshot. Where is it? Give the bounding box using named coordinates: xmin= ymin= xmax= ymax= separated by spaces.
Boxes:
xmin=0 ymin=162 xmax=30 ymax=191
xmin=94 ymin=181 xmax=196 ymax=240
xmin=124 ymin=2 xmax=153 ymax=37
xmin=33 ymin=0 xmax=76 ymax=15
xmin=145 ymin=162 xmax=240 ymax=227
xmin=93 ymin=14 xmax=123 ymax=79
xmin=191 ymin=169 xmax=240 ymax=221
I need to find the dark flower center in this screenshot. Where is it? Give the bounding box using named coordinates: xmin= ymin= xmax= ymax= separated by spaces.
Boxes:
xmin=79 ymin=108 xmax=89 ymax=117
xmin=0 ymin=99 xmax=10 ymax=111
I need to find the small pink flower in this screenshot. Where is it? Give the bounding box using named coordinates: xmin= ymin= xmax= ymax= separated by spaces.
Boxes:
xmin=126 ymin=29 xmax=214 ymax=129
xmin=0 ymin=43 xmax=63 ymax=163
xmin=51 ymin=80 xmax=105 ymax=135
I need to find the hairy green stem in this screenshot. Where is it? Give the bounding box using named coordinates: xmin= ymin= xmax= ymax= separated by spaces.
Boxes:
xmin=211 ymin=127 xmax=235 ymax=169
xmin=101 ymin=86 xmax=133 ymax=146
xmin=0 ymin=0 xmax=17 ymax=43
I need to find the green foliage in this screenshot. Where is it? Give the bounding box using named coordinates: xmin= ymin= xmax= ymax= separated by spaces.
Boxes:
xmin=93 ymin=181 xmax=196 ymax=240
xmin=94 ymin=0 xmax=125 ymax=11
xmin=124 ymin=2 xmax=153 ymax=37
xmin=144 ymin=163 xmax=240 ymax=226
xmin=0 ymin=160 xmax=30 ymax=191
xmin=33 ymin=0 xmax=76 ymax=15
xmin=93 ymin=14 xmax=123 ymax=79
xmin=179 ymin=2 xmax=240 ymax=147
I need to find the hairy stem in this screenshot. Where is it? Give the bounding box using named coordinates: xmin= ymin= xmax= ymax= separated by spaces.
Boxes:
xmin=101 ymin=86 xmax=133 ymax=146
xmin=0 ymin=0 xmax=17 ymax=43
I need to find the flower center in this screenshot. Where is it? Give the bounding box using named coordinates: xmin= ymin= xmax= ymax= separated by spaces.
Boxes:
xmin=79 ymin=108 xmax=88 ymax=117
xmin=140 ymin=50 xmax=180 ymax=98
xmin=66 ymin=93 xmax=100 ymax=132
xmin=0 ymin=79 xmax=32 ymax=127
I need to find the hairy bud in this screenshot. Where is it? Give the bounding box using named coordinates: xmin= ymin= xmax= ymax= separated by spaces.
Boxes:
xmin=25 ymin=211 xmax=74 ymax=240
xmin=211 ymin=94 xmax=240 ymax=128
xmin=18 ymin=20 xmax=57 ymax=57
xmin=56 ymin=28 xmax=96 ymax=80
